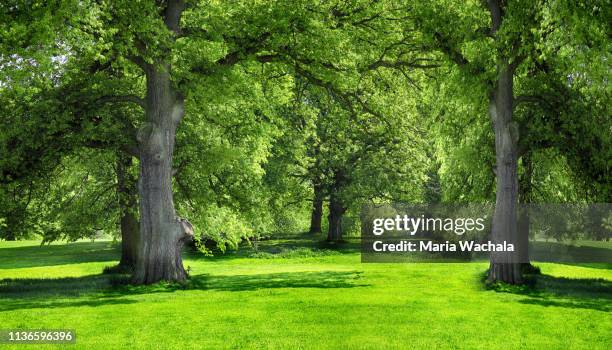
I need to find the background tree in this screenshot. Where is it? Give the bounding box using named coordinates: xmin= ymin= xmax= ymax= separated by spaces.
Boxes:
xmin=272 ymin=72 xmax=429 ymax=242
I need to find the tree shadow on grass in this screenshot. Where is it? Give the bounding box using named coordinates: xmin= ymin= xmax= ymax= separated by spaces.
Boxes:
xmin=113 ymin=270 xmax=368 ymax=295
xmin=0 ymin=242 xmax=120 ymax=269
xmin=188 ymin=270 xmax=367 ymax=291
xmin=556 ymin=262 xmax=612 ymax=270
xmin=0 ymin=274 xmax=125 ymax=297
xmin=0 ymin=274 xmax=137 ymax=312
xmin=0 ymin=270 xmax=367 ymax=312
xmin=0 ymin=234 xmax=360 ymax=269
xmin=0 ymin=296 xmax=138 ymax=313
xmin=529 ymin=241 xmax=612 ymax=264
xmin=491 ymin=274 xmax=612 ymax=312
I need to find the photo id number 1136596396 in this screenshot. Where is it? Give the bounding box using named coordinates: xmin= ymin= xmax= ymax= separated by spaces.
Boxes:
xmin=0 ymin=329 xmax=76 ymax=344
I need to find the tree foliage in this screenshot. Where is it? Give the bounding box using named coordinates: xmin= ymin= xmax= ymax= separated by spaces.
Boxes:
xmin=0 ymin=0 xmax=608 ymax=285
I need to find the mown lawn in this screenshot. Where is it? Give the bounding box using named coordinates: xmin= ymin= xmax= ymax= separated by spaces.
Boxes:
xmin=0 ymin=236 xmax=610 ymax=349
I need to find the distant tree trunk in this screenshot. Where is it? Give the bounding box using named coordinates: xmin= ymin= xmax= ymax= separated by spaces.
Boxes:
xmin=327 ymin=171 xmax=347 ymax=242
xmin=2 ymin=216 xmax=16 ymax=241
xmin=309 ymin=183 xmax=323 ymax=234
xmin=3 ymin=230 xmax=17 ymax=241
xmin=518 ymin=152 xmax=533 ymax=269
xmin=3 ymin=182 xmax=33 ymax=241
xmin=327 ymin=196 xmax=346 ymax=242
xmin=116 ymin=152 xmax=139 ymax=270
xmin=132 ymin=66 xmax=193 ymax=284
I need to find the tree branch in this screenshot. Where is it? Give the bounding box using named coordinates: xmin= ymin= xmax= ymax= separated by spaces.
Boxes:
xmin=486 ymin=0 xmax=503 ymax=34
xmin=433 ymin=32 xmax=470 ymax=67
xmin=367 ymin=59 xmax=440 ymax=70
xmin=83 ymin=140 xmax=140 ymax=159
xmin=216 ymin=33 xmax=272 ymax=67
xmin=164 ymin=0 xmax=186 ymax=35
xmin=96 ymin=95 xmax=146 ymax=109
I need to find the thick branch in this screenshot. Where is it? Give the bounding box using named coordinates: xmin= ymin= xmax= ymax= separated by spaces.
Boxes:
xmin=85 ymin=140 xmax=140 ymax=159
xmin=164 ymin=0 xmax=186 ymax=35
xmin=433 ymin=32 xmax=470 ymax=67
xmin=216 ymin=33 xmax=272 ymax=67
xmin=256 ymin=54 xmax=279 ymax=63
xmin=127 ymin=54 xmax=148 ymax=71
xmin=487 ymin=0 xmax=503 ymax=34
xmin=190 ymin=33 xmax=274 ymax=75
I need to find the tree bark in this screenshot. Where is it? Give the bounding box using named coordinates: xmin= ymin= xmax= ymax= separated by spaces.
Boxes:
xmin=327 ymin=171 xmax=347 ymax=242
xmin=3 ymin=216 xmax=17 ymax=241
xmin=3 ymin=231 xmax=16 ymax=241
xmin=116 ymin=152 xmax=139 ymax=270
xmin=132 ymin=66 xmax=193 ymax=284
xmin=486 ymin=0 xmax=523 ymax=284
xmin=4 ymin=202 xmax=29 ymax=241
xmin=518 ymin=152 xmax=532 ymax=267
xmin=488 ymin=64 xmax=522 ymax=284
xmin=309 ymin=183 xmax=323 ymax=234
xmin=327 ymin=195 xmax=346 ymax=242
xmin=124 ymin=0 xmax=193 ymax=284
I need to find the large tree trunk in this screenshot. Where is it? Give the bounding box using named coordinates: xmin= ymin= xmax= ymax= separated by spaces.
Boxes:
xmin=132 ymin=67 xmax=193 ymax=284
xmin=309 ymin=183 xmax=323 ymax=234
xmin=486 ymin=0 xmax=523 ymax=284
xmin=117 ymin=152 xmax=139 ymax=270
xmin=488 ymin=63 xmax=522 ymax=284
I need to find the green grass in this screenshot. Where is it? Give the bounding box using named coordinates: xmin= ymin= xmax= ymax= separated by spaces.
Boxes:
xmin=0 ymin=236 xmax=610 ymax=349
